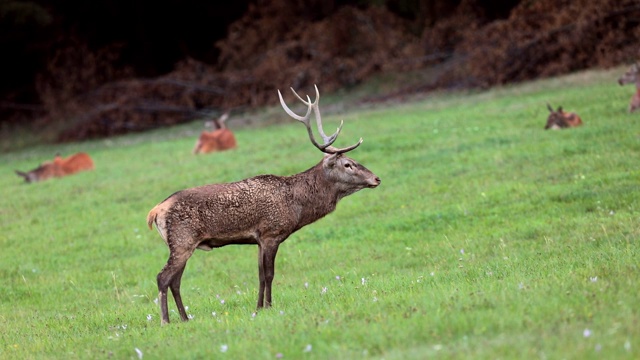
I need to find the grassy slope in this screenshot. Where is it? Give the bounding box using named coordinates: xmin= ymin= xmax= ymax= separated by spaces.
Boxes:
xmin=0 ymin=67 xmax=638 ymax=359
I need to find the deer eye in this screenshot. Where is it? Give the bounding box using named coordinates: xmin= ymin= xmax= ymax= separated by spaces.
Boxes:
xmin=344 ymin=163 xmax=352 ymax=169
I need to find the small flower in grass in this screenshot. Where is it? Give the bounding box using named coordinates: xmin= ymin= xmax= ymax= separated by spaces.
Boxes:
xmin=624 ymin=340 xmax=631 ymax=351
xmin=590 ymin=276 xmax=598 ymax=283
xmin=303 ymin=344 xmax=312 ymax=353
xmin=583 ymin=329 xmax=592 ymax=338
xmin=188 ymin=314 xmax=194 ymax=320
xmin=212 ymin=311 xmax=217 ymax=317
xmin=154 ymin=298 xmax=158 ymax=305
xmin=304 ymin=282 xmax=309 ymax=289
xmin=361 ymin=277 xmax=366 ymax=285
xmin=276 ymin=353 xmax=283 ymax=358
xmin=220 ymin=299 xmax=225 ymax=305
xmin=146 ymin=314 xmax=152 ymax=321
xmin=518 ymin=282 xmax=525 ymax=290
xmin=279 ymin=310 xmax=284 ymax=315
xmin=335 ymin=275 xmax=341 ymax=281
xmin=251 ymin=312 xmax=257 ymax=319
xmin=321 ymin=287 xmax=327 ymax=294
xmin=220 ymin=344 xmax=228 ymax=353
xmin=460 ymin=249 xmax=465 ymax=254
xmin=135 ymin=347 xmax=143 ymax=359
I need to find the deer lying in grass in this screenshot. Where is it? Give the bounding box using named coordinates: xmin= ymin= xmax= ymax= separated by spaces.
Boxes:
xmin=544 ymin=103 xmax=583 ymax=130
xmin=618 ymin=62 xmax=640 ymax=113
xmin=147 ymin=85 xmax=381 ymax=325
xmin=15 ymin=152 xmax=95 ymax=183
xmin=192 ymin=112 xmax=237 ymax=154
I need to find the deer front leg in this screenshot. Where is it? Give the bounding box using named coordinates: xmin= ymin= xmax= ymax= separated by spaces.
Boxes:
xmin=256 ymin=243 xmax=280 ymax=309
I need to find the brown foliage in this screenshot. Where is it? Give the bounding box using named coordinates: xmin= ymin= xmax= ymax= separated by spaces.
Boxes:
xmin=35 ymin=0 xmax=640 ymax=142
xmin=451 ymin=0 xmax=640 ymax=87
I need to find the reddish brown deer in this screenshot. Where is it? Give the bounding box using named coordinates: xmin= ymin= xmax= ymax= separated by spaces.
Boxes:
xmin=147 ymin=85 xmax=380 ymax=325
xmin=192 ymin=112 xmax=237 ymax=154
xmin=618 ymin=62 xmax=640 ymax=113
xmin=544 ymin=103 xmax=583 ymax=130
xmin=15 ymin=152 xmax=95 ymax=183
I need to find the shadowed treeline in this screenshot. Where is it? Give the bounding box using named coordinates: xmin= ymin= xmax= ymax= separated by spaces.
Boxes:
xmin=1 ymin=0 xmax=639 ymax=144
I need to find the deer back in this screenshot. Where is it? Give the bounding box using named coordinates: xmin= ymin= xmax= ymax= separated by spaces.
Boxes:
xmin=56 ymin=152 xmax=95 ymax=175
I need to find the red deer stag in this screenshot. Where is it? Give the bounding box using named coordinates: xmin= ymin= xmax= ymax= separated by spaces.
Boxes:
xmin=147 ymin=85 xmax=381 ymax=325
xmin=618 ymin=62 xmax=640 ymax=113
xmin=15 ymin=152 xmax=95 ymax=183
xmin=544 ymin=103 xmax=583 ymax=130
xmin=192 ymin=112 xmax=237 ymax=154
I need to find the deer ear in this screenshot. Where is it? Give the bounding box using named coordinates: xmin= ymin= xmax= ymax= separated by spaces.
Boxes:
xmin=323 ymin=153 xmax=340 ymax=169
xmin=15 ymin=170 xmax=27 ymax=178
xmin=547 ymin=103 xmax=553 ymax=112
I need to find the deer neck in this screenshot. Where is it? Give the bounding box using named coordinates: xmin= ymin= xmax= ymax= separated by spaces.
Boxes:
xmin=290 ymin=162 xmax=342 ymax=226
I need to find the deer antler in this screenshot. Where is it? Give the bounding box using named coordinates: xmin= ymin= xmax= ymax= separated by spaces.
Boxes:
xmin=278 ymin=84 xmax=362 ymax=154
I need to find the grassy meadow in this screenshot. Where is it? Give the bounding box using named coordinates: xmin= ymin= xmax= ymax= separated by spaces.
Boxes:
xmin=0 ymin=67 xmax=638 ymax=359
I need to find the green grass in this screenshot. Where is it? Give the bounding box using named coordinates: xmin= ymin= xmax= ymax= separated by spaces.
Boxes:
xmin=0 ymin=67 xmax=638 ymax=359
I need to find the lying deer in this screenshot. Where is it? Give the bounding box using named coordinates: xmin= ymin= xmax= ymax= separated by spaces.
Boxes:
xmin=192 ymin=112 xmax=237 ymax=154
xmin=147 ymin=85 xmax=381 ymax=325
xmin=544 ymin=103 xmax=583 ymax=130
xmin=15 ymin=152 xmax=95 ymax=183
xmin=618 ymin=62 xmax=640 ymax=113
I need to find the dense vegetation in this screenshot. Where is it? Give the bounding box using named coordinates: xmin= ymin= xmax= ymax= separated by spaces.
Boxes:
xmin=1 ymin=0 xmax=638 ymax=144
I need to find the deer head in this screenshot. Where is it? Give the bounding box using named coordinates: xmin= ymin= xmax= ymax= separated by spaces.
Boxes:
xmin=618 ymin=63 xmax=639 ymax=86
xmin=278 ymin=85 xmax=380 ymax=193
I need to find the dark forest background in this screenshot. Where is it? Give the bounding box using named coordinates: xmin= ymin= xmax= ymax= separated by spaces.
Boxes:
xmin=1 ymin=0 xmax=639 ymax=143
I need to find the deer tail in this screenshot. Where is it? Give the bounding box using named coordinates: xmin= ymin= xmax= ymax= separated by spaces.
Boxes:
xmin=147 ymin=206 xmax=159 ymax=230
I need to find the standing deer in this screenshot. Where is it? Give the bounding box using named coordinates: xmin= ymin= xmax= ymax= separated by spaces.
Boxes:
xmin=192 ymin=112 xmax=237 ymax=154
xmin=147 ymin=85 xmax=381 ymax=325
xmin=618 ymin=62 xmax=640 ymax=113
xmin=544 ymin=103 xmax=583 ymax=130
xmin=15 ymin=152 xmax=95 ymax=183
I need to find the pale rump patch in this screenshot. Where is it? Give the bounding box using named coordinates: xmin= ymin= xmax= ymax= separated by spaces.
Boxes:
xmin=147 ymin=197 xmax=177 ymax=243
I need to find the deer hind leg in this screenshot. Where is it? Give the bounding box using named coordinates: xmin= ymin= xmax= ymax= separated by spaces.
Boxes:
xmin=256 ymin=243 xmax=280 ymax=309
xmin=157 ymin=246 xmax=195 ymax=324
xmin=170 ymin=265 xmax=189 ymax=321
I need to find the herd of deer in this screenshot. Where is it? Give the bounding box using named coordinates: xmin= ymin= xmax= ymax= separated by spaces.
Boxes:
xmin=12 ymin=63 xmax=640 ymax=324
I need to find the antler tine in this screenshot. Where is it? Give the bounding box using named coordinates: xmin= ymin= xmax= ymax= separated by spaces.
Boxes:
xmin=278 ymin=84 xmax=363 ymax=154
xmin=287 ymin=86 xmax=339 ymax=147
xmin=278 ymin=88 xmax=328 ymax=150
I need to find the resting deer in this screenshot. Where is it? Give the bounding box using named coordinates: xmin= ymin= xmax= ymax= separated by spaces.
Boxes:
xmin=192 ymin=112 xmax=237 ymax=154
xmin=618 ymin=62 xmax=640 ymax=113
xmin=544 ymin=103 xmax=583 ymax=130
xmin=147 ymin=85 xmax=381 ymax=325
xmin=15 ymin=152 xmax=95 ymax=183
